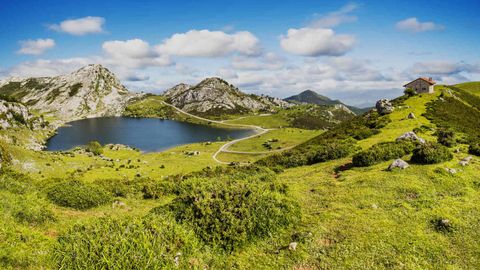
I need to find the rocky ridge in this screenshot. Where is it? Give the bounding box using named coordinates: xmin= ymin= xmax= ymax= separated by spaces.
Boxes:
xmin=163 ymin=77 xmax=291 ymax=115
xmin=0 ymin=64 xmax=141 ymax=123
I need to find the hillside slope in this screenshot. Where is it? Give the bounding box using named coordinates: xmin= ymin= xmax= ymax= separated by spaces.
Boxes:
xmin=0 ymin=64 xmax=140 ymax=122
xmin=163 ymin=77 xmax=291 ymax=116
xmin=285 ymin=89 xmax=370 ymax=114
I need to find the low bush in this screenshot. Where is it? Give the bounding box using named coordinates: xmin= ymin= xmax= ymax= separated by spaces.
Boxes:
xmin=52 ymin=215 xmax=204 ymax=269
xmin=404 ymin=87 xmax=417 ymax=97
xmin=352 ymin=141 xmax=415 ymax=167
xmin=437 ymin=129 xmax=456 ymax=147
xmin=0 ymin=168 xmax=34 ymax=194
xmin=411 ymin=142 xmax=453 ymax=164
xmin=258 ymin=139 xmax=357 ymax=168
xmin=468 ymin=143 xmax=480 ymax=156
xmin=154 ymin=179 xmax=300 ymax=252
xmin=85 ymin=141 xmax=103 ymax=156
xmin=46 ymin=180 xmax=111 ymax=210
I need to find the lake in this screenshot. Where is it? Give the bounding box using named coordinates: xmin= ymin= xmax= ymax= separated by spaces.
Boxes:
xmin=46 ymin=117 xmax=254 ymax=152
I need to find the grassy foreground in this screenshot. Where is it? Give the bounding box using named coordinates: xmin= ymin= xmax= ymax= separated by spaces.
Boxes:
xmin=1 ymin=83 xmax=480 ymax=269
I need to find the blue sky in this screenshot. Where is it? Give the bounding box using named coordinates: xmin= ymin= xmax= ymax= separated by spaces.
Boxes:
xmin=1 ymin=0 xmax=479 ymax=106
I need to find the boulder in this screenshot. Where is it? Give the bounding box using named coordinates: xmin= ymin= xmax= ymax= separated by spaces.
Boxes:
xmin=459 ymin=156 xmax=472 ymax=166
xmin=407 ymin=112 xmax=416 ymax=119
xmin=388 ymin=159 xmax=409 ymax=170
xmin=445 ymin=168 xmax=457 ymax=174
xmin=375 ymin=99 xmax=394 ymax=115
xmin=396 ymin=131 xmax=425 ymax=144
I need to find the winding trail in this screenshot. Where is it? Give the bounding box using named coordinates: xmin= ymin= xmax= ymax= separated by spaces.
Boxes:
xmin=161 ymin=101 xmax=291 ymax=164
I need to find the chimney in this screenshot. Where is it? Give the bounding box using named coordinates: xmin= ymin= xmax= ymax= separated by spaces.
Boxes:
xmin=428 ymin=77 xmax=433 ymax=81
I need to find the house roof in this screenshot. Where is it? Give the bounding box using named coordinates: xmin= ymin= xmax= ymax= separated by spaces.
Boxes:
xmin=403 ymin=77 xmax=436 ymax=87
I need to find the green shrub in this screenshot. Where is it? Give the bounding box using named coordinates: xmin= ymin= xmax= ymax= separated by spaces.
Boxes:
xmin=352 ymin=141 xmax=415 ymax=167
xmin=46 ymin=180 xmax=111 ymax=210
xmin=437 ymin=129 xmax=456 ymax=147
xmin=52 ymin=215 xmax=204 ymax=269
xmin=155 ymin=179 xmax=300 ymax=252
xmin=404 ymin=88 xmax=417 ymax=97
xmin=411 ymin=142 xmax=453 ymax=164
xmin=468 ymin=143 xmax=480 ymax=156
xmin=85 ymin=141 xmax=103 ymax=156
xmin=258 ymin=139 xmax=357 ymax=169
xmin=0 ymin=167 xmax=33 ymax=194
xmin=68 ymin=83 xmax=82 ymax=97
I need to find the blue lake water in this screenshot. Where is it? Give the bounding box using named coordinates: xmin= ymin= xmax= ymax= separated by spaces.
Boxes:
xmin=46 ymin=117 xmax=254 ymax=152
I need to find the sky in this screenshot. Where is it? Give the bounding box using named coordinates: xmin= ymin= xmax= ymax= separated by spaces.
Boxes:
xmin=1 ymin=0 xmax=479 ymax=107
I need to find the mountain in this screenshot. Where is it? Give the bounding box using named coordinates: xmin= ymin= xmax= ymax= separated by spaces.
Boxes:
xmin=0 ymin=64 xmax=140 ymax=123
xmin=285 ymin=90 xmax=370 ymax=115
xmin=163 ymin=77 xmax=291 ymax=116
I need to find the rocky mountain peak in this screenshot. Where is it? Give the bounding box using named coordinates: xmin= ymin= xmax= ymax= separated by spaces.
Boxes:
xmin=0 ymin=64 xmax=140 ymax=122
xmin=163 ymin=77 xmax=290 ymax=116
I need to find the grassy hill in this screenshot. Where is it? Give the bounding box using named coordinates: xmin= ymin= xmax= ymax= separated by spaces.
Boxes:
xmin=285 ymin=89 xmax=371 ymax=115
xmin=1 ymin=83 xmax=480 ymax=269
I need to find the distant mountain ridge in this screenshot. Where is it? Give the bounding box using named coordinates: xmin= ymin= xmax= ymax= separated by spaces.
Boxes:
xmin=163 ymin=77 xmax=291 ymax=116
xmin=285 ymin=90 xmax=370 ymax=115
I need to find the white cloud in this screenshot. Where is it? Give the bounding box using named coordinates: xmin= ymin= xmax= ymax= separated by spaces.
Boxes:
xmin=310 ymin=3 xmax=358 ymax=28
xmin=156 ymin=29 xmax=261 ymax=57
xmin=410 ymin=61 xmax=479 ymax=76
xmin=230 ymin=52 xmax=285 ymax=70
xmin=7 ymin=57 xmax=94 ymax=78
xmin=280 ymin=27 xmax=355 ymax=56
xmin=49 ymin=16 xmax=105 ymax=35
xmin=396 ymin=17 xmax=444 ymax=33
xmin=17 ymin=38 xmax=55 ymax=55
xmin=102 ymin=39 xmax=172 ymax=68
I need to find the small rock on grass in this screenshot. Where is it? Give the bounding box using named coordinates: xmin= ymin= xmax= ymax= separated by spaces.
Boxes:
xmin=388 ymin=159 xmax=409 ymax=170
xmin=288 ymin=242 xmax=298 ymax=251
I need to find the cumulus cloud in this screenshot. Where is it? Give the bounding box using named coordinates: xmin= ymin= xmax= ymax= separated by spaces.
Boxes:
xmin=396 ymin=17 xmax=444 ymax=33
xmin=102 ymin=39 xmax=172 ymax=68
xmin=410 ymin=61 xmax=479 ymax=76
xmin=17 ymin=38 xmax=55 ymax=55
xmin=7 ymin=57 xmax=94 ymax=77
xmin=156 ymin=30 xmax=261 ymax=57
xmin=310 ymin=2 xmax=358 ymax=28
xmin=280 ymin=27 xmax=355 ymax=56
xmin=230 ymin=52 xmax=285 ymax=70
xmin=49 ymin=16 xmax=105 ymax=35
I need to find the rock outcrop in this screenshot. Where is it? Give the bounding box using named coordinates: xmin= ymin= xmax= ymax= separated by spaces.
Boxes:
xmin=163 ymin=77 xmax=291 ymax=115
xmin=396 ymin=131 xmax=426 ymax=144
xmin=0 ymin=64 xmax=141 ymax=123
xmin=375 ymin=99 xmax=394 ymax=115
xmin=388 ymin=159 xmax=409 ymax=170
xmin=0 ymin=99 xmax=46 ymax=130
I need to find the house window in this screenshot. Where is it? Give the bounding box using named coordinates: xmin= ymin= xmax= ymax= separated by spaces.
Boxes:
xmin=422 ymin=87 xmax=426 ymax=91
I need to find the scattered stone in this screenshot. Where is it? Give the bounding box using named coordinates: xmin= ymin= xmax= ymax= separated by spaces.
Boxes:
xmin=112 ymin=200 xmax=127 ymax=209
xmin=445 ymin=168 xmax=457 ymax=174
xmin=407 ymin=112 xmax=416 ymax=119
xmin=396 ymin=131 xmax=425 ymax=144
xmin=185 ymin=151 xmax=200 ymax=156
xmin=388 ymin=159 xmax=409 ymax=170
xmin=454 ymin=148 xmax=461 ymax=153
xmin=205 ymin=141 xmax=212 ymax=145
xmin=371 ymin=204 xmax=378 ymax=209
xmin=434 ymin=218 xmax=452 ymax=232
xmin=288 ymin=242 xmax=298 ymax=251
xmin=459 ymin=156 xmax=472 ymax=166
xmin=375 ymin=99 xmax=394 ymax=115
xmin=174 ymin=252 xmax=181 ymax=267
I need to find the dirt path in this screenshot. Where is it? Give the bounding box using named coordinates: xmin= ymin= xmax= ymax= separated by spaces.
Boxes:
xmin=162 ymin=101 xmax=291 ymax=164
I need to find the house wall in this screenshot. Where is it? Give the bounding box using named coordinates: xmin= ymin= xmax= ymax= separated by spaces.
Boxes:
xmin=405 ymin=80 xmax=434 ymax=94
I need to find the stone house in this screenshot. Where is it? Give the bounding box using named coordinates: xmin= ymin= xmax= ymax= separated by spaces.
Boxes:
xmin=403 ymin=77 xmax=436 ymax=94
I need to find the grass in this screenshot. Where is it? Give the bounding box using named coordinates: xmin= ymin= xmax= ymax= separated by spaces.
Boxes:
xmin=229 ymin=128 xmax=321 ymax=152
xmin=455 ymin=81 xmax=480 ymax=96
xmin=2 ymin=83 xmax=480 ymax=269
